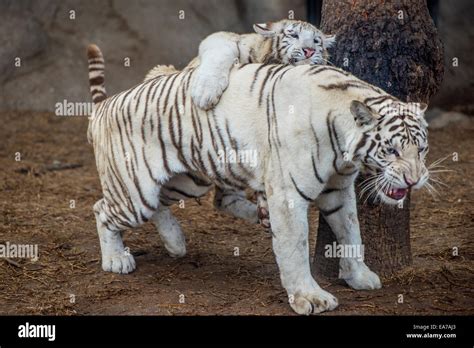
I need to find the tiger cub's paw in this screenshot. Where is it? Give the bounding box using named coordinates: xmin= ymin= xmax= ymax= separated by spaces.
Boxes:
xmin=256 ymin=191 xmax=271 ymax=229
xmin=258 ymin=206 xmax=271 ymax=229
xmin=191 ymin=66 xmax=229 ymax=110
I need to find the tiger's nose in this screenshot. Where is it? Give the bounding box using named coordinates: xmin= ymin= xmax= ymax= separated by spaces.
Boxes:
xmin=303 ymin=48 xmax=315 ymax=58
xmin=404 ymin=174 xmax=418 ymax=187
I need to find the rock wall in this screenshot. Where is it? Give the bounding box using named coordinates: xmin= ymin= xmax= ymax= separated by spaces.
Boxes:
xmin=0 ymin=0 xmax=472 ymax=112
xmin=430 ymin=0 xmax=474 ymax=112
xmin=0 ymin=0 xmax=305 ymax=111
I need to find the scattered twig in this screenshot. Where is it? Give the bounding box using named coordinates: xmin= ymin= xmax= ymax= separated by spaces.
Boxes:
xmin=4 ymin=258 xmax=22 ymax=268
xmin=44 ymin=162 xmax=83 ymax=172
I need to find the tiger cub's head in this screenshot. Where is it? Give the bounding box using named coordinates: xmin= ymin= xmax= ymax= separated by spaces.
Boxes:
xmin=253 ymin=19 xmax=335 ymax=65
xmin=351 ymin=100 xmax=429 ymax=205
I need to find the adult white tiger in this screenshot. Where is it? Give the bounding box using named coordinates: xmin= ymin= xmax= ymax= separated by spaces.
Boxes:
xmin=87 ymin=45 xmax=429 ymax=315
xmin=146 ymin=19 xmax=336 ymax=231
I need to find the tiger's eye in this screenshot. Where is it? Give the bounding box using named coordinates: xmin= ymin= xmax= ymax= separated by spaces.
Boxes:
xmin=387 ymin=148 xmax=399 ymax=157
xmin=290 ymin=33 xmax=299 ymax=39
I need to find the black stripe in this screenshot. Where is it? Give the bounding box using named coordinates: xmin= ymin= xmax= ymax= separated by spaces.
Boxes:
xmin=114 ymin=107 xmax=132 ymax=179
xmin=258 ymin=65 xmax=277 ymax=106
xmin=290 ymin=175 xmax=313 ymax=202
xmin=133 ymin=174 xmax=156 ymax=212
xmin=163 ymin=186 xmax=203 ymax=199
xmin=321 ymin=188 xmax=340 ymax=194
xmin=141 ymin=84 xmax=153 ymax=143
xmin=270 ymin=80 xmax=282 ymax=147
xmin=89 ymin=76 xmax=104 ymax=86
xmin=331 ymin=117 xmax=343 ymax=154
xmin=222 ymin=198 xmax=242 ymax=209
xmin=250 ymin=64 xmax=268 ymax=93
xmin=389 ymin=124 xmax=401 ymax=132
xmin=142 ymin=146 xmax=160 ymax=185
xmin=326 ymin=112 xmax=343 ymax=175
xmin=186 ymin=173 xmax=212 ymax=187
xmin=310 ymin=123 xmax=321 ymax=161
xmin=354 ymin=133 xmax=369 ymax=154
xmin=157 ymin=105 xmax=171 ymax=175
xmin=320 ymin=205 xmax=343 ymax=216
xmin=311 ymin=153 xmax=324 ymax=184
xmin=207 ymin=151 xmax=244 ymax=189
xmin=364 ymin=95 xmax=393 ymax=105
xmin=162 ymin=73 xmax=180 ymax=113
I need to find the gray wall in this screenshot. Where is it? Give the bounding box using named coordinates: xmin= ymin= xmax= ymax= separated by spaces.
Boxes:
xmin=0 ymin=0 xmax=472 ymax=112
xmin=0 ymin=0 xmax=305 ymax=111
xmin=430 ymin=0 xmax=474 ymax=111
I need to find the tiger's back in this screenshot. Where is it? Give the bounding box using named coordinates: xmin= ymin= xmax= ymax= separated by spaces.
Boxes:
xmin=90 ymin=62 xmax=390 ymax=213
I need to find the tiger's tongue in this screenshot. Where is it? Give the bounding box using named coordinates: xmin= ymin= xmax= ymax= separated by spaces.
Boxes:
xmin=387 ymin=188 xmax=407 ymax=200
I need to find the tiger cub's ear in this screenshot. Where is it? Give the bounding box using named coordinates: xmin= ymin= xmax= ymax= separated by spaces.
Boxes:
xmin=323 ymin=34 xmax=336 ymax=49
xmin=350 ymin=100 xmax=378 ymax=129
xmin=253 ymin=22 xmax=278 ymax=37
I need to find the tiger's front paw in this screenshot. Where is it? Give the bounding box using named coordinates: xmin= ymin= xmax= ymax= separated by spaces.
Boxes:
xmin=191 ymin=67 xmax=229 ymax=110
xmin=290 ymin=287 xmax=339 ymax=315
xmin=342 ymin=263 xmax=382 ymax=290
xmin=102 ymin=251 xmax=136 ymax=274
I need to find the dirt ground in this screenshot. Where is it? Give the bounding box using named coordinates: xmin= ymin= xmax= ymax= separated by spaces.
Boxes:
xmin=0 ymin=111 xmax=473 ymax=315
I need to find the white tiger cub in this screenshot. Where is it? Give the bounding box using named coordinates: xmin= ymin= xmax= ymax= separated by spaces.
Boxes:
xmin=145 ymin=19 xmax=336 ymax=109
xmin=145 ymin=19 xmax=335 ymax=231
xmin=87 ymin=45 xmax=429 ymax=315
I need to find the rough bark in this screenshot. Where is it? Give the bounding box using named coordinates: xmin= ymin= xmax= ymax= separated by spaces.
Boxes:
xmin=313 ymin=0 xmax=444 ymax=278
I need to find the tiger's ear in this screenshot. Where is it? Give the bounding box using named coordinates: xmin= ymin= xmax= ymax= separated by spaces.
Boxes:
xmin=412 ymin=102 xmax=428 ymax=118
xmin=411 ymin=102 xmax=428 ymax=127
xmin=253 ymin=22 xmax=278 ymax=37
xmin=323 ymin=34 xmax=336 ymax=49
xmin=350 ymin=100 xmax=378 ymax=129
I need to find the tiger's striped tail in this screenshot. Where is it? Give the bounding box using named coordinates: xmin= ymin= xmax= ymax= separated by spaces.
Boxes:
xmin=87 ymin=44 xmax=107 ymax=104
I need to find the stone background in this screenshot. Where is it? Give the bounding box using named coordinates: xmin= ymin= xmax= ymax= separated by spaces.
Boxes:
xmin=0 ymin=0 xmax=472 ymax=112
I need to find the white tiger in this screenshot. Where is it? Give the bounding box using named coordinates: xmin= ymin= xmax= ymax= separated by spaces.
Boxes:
xmin=87 ymin=44 xmax=429 ymax=315
xmin=145 ymin=19 xmax=336 ymax=230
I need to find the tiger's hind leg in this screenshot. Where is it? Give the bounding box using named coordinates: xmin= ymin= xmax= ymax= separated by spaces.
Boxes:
xmin=151 ymin=205 xmax=186 ymax=258
xmin=93 ymin=199 xmax=137 ymax=274
xmin=213 ymin=187 xmax=258 ymax=223
xmin=153 ymin=173 xmax=212 ymax=257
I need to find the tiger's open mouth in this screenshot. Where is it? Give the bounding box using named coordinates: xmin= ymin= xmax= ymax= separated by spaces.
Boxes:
xmin=382 ymin=187 xmax=408 ymax=200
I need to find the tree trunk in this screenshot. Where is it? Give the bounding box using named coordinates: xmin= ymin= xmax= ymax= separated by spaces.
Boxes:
xmin=312 ymin=0 xmax=444 ymax=278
